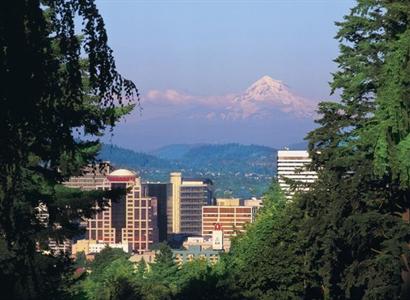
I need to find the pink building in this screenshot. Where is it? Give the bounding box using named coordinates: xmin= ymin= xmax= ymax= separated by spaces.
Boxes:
xmin=86 ymin=169 xmax=158 ymax=253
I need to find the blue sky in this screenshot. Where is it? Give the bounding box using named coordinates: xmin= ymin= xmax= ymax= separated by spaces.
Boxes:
xmin=96 ymin=0 xmax=355 ymax=151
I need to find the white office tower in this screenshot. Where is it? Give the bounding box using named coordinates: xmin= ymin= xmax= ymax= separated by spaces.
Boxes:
xmin=277 ymin=150 xmax=317 ymax=199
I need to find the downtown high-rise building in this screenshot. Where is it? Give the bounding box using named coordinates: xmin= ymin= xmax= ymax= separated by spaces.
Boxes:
xmin=37 ymin=162 xmax=112 ymax=254
xmin=277 ymin=150 xmax=317 ymax=199
xmin=86 ymin=169 xmax=159 ymax=253
xmin=167 ymin=172 xmax=214 ymax=236
xmin=142 ymin=183 xmax=168 ymax=242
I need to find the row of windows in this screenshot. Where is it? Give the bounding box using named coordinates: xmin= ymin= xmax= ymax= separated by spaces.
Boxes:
xmin=180 ymin=187 xmax=207 ymax=192
xmin=203 ymin=208 xmax=252 ymax=213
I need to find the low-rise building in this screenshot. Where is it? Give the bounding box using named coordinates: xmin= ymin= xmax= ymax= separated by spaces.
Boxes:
xmin=129 ymin=251 xmax=157 ymax=264
xmin=172 ymin=245 xmax=220 ymax=265
xmin=202 ymin=205 xmax=256 ymax=250
xmin=244 ymin=198 xmax=263 ymax=209
xmin=182 ymin=236 xmax=213 ymax=250
xmin=215 ymin=198 xmax=242 ymax=206
xmin=71 ymin=239 xmax=131 ymax=255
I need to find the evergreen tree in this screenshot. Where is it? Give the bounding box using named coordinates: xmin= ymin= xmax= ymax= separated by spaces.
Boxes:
xmin=0 ymin=1 xmax=137 ymax=298
xmin=223 ymin=182 xmax=309 ymax=299
xmin=302 ymin=1 xmax=410 ymax=298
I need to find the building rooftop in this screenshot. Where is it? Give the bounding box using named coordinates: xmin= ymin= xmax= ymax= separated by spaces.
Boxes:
xmin=182 ymin=178 xmax=213 ymax=185
xmin=109 ymin=169 xmax=137 ymax=177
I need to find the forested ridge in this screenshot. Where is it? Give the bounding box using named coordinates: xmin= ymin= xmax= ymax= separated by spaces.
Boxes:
xmin=100 ymin=143 xmax=276 ymax=198
xmin=1 ymin=0 xmax=410 ymax=299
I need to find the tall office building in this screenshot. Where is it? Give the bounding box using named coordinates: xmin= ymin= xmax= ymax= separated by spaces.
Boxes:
xmin=167 ymin=172 xmax=214 ymax=236
xmin=142 ymin=183 xmax=168 ymax=242
xmin=35 ymin=163 xmax=112 ymax=255
xmin=277 ymin=150 xmax=317 ymax=199
xmin=86 ymin=169 xmax=159 ymax=253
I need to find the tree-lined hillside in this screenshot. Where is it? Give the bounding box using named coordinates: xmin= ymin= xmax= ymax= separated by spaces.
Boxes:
xmin=99 ymin=143 xmax=277 ymax=198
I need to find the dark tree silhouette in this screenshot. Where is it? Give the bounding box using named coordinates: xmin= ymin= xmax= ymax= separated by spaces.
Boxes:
xmin=0 ymin=1 xmax=138 ymax=298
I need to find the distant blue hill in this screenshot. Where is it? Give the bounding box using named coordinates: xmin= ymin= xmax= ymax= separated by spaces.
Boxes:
xmin=151 ymin=143 xmax=205 ymax=160
xmin=99 ymin=143 xmax=277 ymax=198
xmin=99 ymin=144 xmax=173 ymax=169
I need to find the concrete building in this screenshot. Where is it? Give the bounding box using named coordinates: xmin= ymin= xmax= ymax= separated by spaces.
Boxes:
xmin=167 ymin=172 xmax=214 ymax=236
xmin=88 ymin=242 xmax=131 ymax=254
xmin=182 ymin=236 xmax=213 ymax=250
xmin=216 ymin=198 xmax=242 ymax=206
xmin=244 ymin=198 xmax=263 ymax=209
xmin=202 ymin=205 xmax=256 ymax=249
xmin=173 ymin=245 xmax=220 ymax=265
xmin=63 ymin=161 xmax=112 ymax=191
xmin=277 ymin=150 xmax=317 ymax=199
xmin=86 ymin=169 xmax=159 ymax=254
xmin=71 ymin=239 xmax=131 ymax=255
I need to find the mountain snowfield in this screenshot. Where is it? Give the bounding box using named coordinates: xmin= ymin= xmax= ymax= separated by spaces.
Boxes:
xmin=225 ymin=75 xmax=314 ymax=119
xmin=145 ymin=75 xmax=316 ymax=120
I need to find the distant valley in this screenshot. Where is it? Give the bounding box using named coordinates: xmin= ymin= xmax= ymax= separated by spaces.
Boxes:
xmin=98 ymin=143 xmax=293 ymax=198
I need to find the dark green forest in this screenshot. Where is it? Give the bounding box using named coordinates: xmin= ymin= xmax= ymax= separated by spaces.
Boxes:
xmin=1 ymin=0 xmax=410 ymax=299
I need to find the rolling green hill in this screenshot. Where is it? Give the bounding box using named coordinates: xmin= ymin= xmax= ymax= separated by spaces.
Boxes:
xmin=99 ymin=143 xmax=277 ymax=198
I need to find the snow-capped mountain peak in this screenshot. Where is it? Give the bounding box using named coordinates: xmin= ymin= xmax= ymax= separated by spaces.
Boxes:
xmin=144 ymin=75 xmax=316 ymax=120
xmin=228 ymin=76 xmax=315 ymax=118
xmin=246 ymin=75 xmax=287 ymax=95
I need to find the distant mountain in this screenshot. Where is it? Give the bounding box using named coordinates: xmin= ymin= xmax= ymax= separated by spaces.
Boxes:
xmin=145 ymin=75 xmax=316 ymax=121
xmin=99 ymin=144 xmax=173 ymax=169
xmin=99 ymin=143 xmax=277 ymax=198
xmin=226 ymin=75 xmax=315 ymax=119
xmin=151 ymin=144 xmax=204 ymax=160
xmin=125 ymin=75 xmax=316 ymax=150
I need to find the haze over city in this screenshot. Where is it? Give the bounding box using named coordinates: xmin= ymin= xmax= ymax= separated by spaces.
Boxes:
xmin=98 ymin=0 xmax=355 ymax=151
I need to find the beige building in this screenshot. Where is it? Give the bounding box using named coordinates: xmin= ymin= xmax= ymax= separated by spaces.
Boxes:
xmin=72 ymin=239 xmax=131 ymax=255
xmin=182 ymin=236 xmax=213 ymax=250
xmin=72 ymin=239 xmax=95 ymax=255
xmin=277 ymin=150 xmax=317 ymax=199
xmin=167 ymin=172 xmax=214 ymax=236
xmin=202 ymin=205 xmax=256 ymax=248
xmin=216 ymin=198 xmax=241 ymax=206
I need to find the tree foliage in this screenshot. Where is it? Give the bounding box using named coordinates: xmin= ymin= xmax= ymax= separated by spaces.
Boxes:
xmin=0 ymin=1 xmax=137 ymax=298
xmin=302 ymin=0 xmax=410 ymax=298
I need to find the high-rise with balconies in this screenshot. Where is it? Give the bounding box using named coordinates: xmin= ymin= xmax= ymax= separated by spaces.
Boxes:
xmin=277 ymin=150 xmax=317 ymax=199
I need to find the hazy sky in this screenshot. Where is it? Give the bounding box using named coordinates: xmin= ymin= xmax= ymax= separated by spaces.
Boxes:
xmin=96 ymin=0 xmax=355 ymax=151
